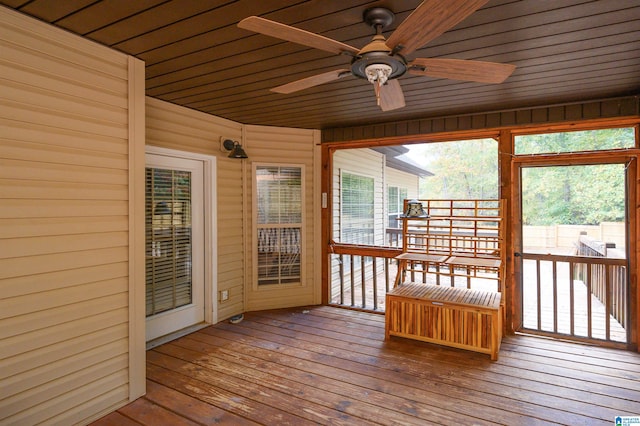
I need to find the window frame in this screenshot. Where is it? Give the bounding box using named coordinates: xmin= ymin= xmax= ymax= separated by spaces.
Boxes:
xmin=339 ymin=169 xmax=376 ymax=245
xmin=387 ymin=185 xmax=408 ymax=229
xmin=252 ymin=162 xmax=306 ymax=288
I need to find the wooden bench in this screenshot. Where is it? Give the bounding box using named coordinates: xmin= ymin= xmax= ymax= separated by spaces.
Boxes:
xmin=385 ymin=283 xmax=502 ymax=360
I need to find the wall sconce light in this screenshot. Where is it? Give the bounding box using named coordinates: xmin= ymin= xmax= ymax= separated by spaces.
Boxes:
xmin=222 ymin=138 xmax=248 ymax=159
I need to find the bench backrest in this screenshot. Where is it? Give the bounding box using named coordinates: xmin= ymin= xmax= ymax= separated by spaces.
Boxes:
xmin=401 ymin=200 xmax=504 ymax=260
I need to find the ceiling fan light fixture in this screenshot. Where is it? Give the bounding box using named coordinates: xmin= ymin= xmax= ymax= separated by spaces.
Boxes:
xmin=365 ymin=63 xmax=392 ymax=85
xmin=365 ymin=63 xmax=392 ymax=106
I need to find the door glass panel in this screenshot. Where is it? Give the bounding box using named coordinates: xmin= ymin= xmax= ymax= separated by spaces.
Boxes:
xmin=145 ymin=167 xmax=192 ymax=316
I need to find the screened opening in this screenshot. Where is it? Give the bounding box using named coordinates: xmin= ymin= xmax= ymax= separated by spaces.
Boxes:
xmin=515 ymin=127 xmax=635 ymax=155
xmin=256 ymin=165 xmax=303 ymax=285
xmin=519 ymin=162 xmax=629 ymax=344
xmin=145 ymin=167 xmax=193 ymax=316
xmin=329 ymin=138 xmax=499 ymax=309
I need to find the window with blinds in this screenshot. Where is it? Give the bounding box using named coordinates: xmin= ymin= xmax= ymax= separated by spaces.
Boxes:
xmin=256 ymin=165 xmax=303 ymax=285
xmin=341 ymin=172 xmax=375 ymax=244
xmin=145 ymin=167 xmax=193 ymax=316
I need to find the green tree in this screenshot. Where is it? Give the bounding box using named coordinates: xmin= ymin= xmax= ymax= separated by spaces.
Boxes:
xmin=414 ymin=128 xmax=631 ymax=226
xmin=522 ymin=164 xmax=625 ymax=225
xmin=419 ymin=138 xmax=498 ymax=199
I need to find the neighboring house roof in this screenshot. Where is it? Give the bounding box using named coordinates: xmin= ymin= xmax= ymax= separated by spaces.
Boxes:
xmin=371 ymin=146 xmax=433 ymax=177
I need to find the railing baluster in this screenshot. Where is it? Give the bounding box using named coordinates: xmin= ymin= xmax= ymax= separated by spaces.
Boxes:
xmin=339 ymin=254 xmax=344 ymax=305
xmin=569 ymin=260 xmax=575 ymax=336
xmin=586 ymin=264 xmax=592 ymax=338
xmin=350 ymin=255 xmax=355 ymax=307
xmin=552 ymin=260 xmax=558 ymax=333
xmin=536 ymin=259 xmax=542 ymax=331
xmin=605 ymin=264 xmax=611 ymax=341
xmin=373 ymin=257 xmax=378 ymax=310
xmin=360 ymin=255 xmax=366 ymax=308
xmin=384 ymin=258 xmax=390 ymax=293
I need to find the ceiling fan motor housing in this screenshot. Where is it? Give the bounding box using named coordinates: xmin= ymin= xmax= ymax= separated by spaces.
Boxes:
xmin=351 ymin=51 xmax=407 ymax=82
xmin=352 ymin=8 xmax=406 ymax=82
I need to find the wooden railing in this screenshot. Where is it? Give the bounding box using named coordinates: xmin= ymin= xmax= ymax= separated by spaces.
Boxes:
xmin=329 ymin=243 xmax=401 ymax=311
xmin=575 ymin=234 xmax=627 ymax=332
xmin=386 ymin=228 xmax=402 ymax=247
xmin=520 ymin=252 xmax=627 ymax=345
xmin=329 ymin=234 xmax=502 ymax=311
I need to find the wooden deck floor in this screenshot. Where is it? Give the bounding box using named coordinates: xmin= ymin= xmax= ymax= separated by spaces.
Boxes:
xmin=93 ymin=306 xmax=640 ymax=426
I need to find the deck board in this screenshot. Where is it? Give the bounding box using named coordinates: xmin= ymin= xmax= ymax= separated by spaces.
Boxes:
xmin=94 ymin=306 xmax=640 ymax=425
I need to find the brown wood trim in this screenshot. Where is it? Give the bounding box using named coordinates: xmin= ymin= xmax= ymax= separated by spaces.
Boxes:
xmin=631 ymin=148 xmax=639 ymax=351
xmin=329 ymin=243 xmax=401 ymax=258
xmin=322 ymin=129 xmax=500 ymax=149
xmin=511 ymin=149 xmax=640 ymax=165
xmin=499 ymin=129 xmax=515 ymax=333
xmin=320 ymin=144 xmax=331 ymax=305
xmin=322 ymin=97 xmax=640 ymax=143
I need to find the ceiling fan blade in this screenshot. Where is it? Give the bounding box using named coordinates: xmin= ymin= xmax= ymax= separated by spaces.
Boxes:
xmin=238 ymin=16 xmax=359 ymax=55
xmin=386 ymin=0 xmax=489 ymax=55
xmin=379 ymin=79 xmax=406 ymax=111
xmin=409 ymin=58 xmax=516 ymax=83
xmin=271 ymin=69 xmax=351 ymax=94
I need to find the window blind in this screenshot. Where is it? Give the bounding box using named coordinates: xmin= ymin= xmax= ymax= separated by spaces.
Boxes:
xmin=341 ymin=172 xmax=375 ymax=244
xmin=256 ymin=166 xmax=302 ymax=285
xmin=145 ymin=168 xmax=193 ymax=316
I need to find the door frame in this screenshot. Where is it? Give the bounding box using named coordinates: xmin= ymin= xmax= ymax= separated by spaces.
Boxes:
xmin=145 ymin=146 xmax=217 ymax=335
xmin=510 ymin=150 xmax=637 ymax=348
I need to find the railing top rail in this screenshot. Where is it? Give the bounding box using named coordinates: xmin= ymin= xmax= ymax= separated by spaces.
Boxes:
xmin=520 ymin=252 xmax=627 ymax=265
xmin=330 ymin=242 xmax=402 ymax=258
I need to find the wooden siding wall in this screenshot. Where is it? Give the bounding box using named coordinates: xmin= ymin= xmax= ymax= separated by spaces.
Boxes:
xmin=244 ymin=125 xmax=321 ymax=312
xmin=145 ymin=98 xmax=244 ymax=322
xmin=0 ymin=7 xmax=143 ymax=425
xmin=322 ymin=96 xmax=640 ymax=142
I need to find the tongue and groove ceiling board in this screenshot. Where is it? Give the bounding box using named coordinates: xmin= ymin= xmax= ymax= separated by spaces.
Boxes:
xmin=3 ymin=0 xmax=639 ymax=130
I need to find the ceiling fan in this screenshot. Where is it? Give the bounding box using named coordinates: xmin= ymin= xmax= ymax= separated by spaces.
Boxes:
xmin=238 ymin=0 xmax=516 ymax=111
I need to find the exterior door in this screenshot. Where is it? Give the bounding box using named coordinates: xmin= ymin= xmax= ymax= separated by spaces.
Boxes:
xmin=513 ymin=160 xmax=629 ymax=347
xmin=145 ymin=153 xmax=205 ymax=341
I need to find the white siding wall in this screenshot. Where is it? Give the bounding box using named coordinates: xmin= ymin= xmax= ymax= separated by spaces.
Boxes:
xmin=0 ymin=7 xmax=144 ymax=425
xmin=332 ymin=148 xmax=386 ymax=245
xmin=145 ymin=97 xmax=244 ymax=322
xmin=386 ymin=168 xmax=420 ymax=200
xmin=244 ymin=125 xmax=321 ymax=311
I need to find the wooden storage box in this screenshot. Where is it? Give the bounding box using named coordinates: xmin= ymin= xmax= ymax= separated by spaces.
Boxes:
xmin=385 ymin=284 xmax=502 ymax=360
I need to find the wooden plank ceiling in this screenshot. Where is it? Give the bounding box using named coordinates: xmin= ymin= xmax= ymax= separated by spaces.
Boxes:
xmin=3 ymin=0 xmax=639 ymax=130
